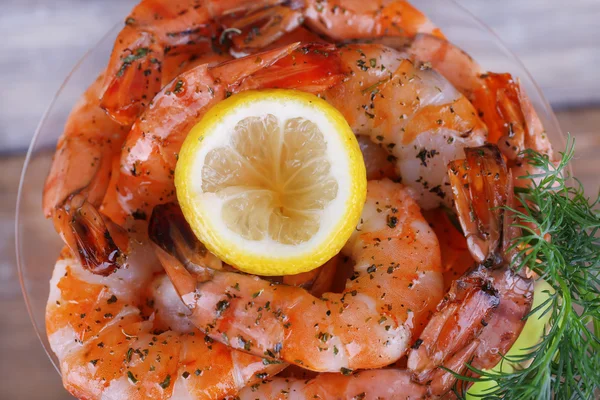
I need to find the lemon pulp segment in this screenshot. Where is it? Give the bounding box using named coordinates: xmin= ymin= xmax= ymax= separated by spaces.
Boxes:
xmin=202 ymin=114 xmax=339 ymax=245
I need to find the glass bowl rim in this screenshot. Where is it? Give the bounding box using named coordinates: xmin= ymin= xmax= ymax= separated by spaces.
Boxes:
xmin=14 ymin=0 xmax=567 ymax=376
xmin=14 ymin=23 xmax=123 ymax=373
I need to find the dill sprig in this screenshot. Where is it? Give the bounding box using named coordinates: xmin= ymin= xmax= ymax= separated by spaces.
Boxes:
xmin=453 ymin=137 xmax=600 ymax=399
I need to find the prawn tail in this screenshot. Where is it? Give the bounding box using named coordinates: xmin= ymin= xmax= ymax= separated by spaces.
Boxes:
xmin=148 ymin=203 xmax=217 ymax=300
xmin=426 ymin=339 xmax=481 ymax=397
xmin=53 ymin=194 xmax=127 ymax=275
xmin=407 ymin=265 xmax=499 ymax=382
xmin=472 ymin=73 xmax=554 ymax=164
xmin=447 ymin=144 xmax=511 ymax=264
xmin=100 ymin=26 xmax=164 ymax=125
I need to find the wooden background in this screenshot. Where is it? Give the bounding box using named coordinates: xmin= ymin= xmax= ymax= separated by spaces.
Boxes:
xmin=0 ymin=0 xmax=598 ymax=398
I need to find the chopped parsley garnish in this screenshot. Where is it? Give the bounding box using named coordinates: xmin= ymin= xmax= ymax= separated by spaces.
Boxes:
xmin=215 ymin=300 xmax=230 ymax=317
xmin=159 ymin=374 xmax=171 ymax=389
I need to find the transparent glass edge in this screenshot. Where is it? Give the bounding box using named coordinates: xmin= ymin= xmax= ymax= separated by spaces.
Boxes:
xmin=15 ymin=22 xmax=122 ymax=373
xmin=447 ymin=0 xmax=570 ymax=171
xmin=15 ymin=4 xmax=572 ymax=380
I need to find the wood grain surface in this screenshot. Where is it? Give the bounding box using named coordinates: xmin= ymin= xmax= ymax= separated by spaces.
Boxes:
xmin=1 ymin=0 xmax=599 ymax=153
xmin=0 ymin=1 xmax=598 ymax=399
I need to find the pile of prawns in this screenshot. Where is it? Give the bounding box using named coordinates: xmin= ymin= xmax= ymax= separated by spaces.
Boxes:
xmin=43 ymin=1 xmax=554 ymax=399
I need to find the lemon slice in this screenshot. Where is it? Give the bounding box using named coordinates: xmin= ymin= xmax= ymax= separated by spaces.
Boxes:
xmin=175 ymin=89 xmax=366 ymax=276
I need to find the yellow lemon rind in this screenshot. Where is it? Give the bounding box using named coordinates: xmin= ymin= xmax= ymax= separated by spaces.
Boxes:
xmin=175 ymin=89 xmax=366 ymax=276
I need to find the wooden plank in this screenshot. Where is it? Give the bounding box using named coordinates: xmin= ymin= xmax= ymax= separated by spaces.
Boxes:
xmin=0 ymin=0 xmax=135 ymax=154
xmin=0 ymin=154 xmax=72 ymax=399
xmin=1 ymin=0 xmax=599 ymax=153
xmin=555 ymin=107 xmax=600 ymax=196
xmin=457 ymin=0 xmax=600 ymax=108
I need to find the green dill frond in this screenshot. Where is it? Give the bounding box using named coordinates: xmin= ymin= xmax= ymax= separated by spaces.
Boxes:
xmin=452 ymin=136 xmax=600 ymax=399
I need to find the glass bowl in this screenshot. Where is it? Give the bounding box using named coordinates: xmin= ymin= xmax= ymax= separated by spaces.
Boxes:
xmin=16 ymin=0 xmax=565 ymax=377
